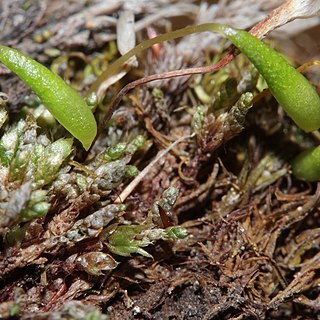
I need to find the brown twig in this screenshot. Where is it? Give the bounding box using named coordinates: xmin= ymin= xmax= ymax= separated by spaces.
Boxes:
xmin=114 ymin=133 xmax=194 ymax=204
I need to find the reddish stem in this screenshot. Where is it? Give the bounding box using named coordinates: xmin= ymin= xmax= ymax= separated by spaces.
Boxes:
xmin=97 ymin=51 xmax=235 ymax=135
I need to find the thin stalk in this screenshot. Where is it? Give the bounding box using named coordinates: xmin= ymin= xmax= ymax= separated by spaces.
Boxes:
xmin=87 ymin=23 xmax=221 ymax=95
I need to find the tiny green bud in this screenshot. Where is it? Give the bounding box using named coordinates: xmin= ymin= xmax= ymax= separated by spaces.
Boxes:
xmin=85 ymin=92 xmax=99 ymax=108
xmin=152 ymin=88 xmax=164 ymax=98
xmin=44 ymin=48 xmax=61 ymax=57
xmin=32 ymin=202 xmax=51 ymax=215
xmin=41 ymin=29 xmax=53 ymax=41
xmin=104 ymin=143 xmax=127 ymax=161
xmin=158 ymin=186 xmax=179 ymax=212
xmin=76 ymin=175 xmax=87 ymax=189
xmin=192 ymin=106 xmax=205 ymax=132
xmin=125 ymin=165 xmax=139 ymax=177
xmin=21 ymin=202 xmax=50 ymax=221
xmin=130 ymin=135 xmax=145 ymax=149
xmin=30 ymin=190 xmax=47 ymax=203
xmin=117 ymin=204 xmax=127 ymax=212
xmin=164 ymin=226 xmax=188 ymax=239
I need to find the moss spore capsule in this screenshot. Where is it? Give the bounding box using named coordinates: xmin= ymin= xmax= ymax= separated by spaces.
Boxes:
xmin=0 ymin=46 xmax=97 ymax=150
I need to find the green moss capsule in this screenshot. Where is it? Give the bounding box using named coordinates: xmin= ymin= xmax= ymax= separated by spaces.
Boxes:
xmin=214 ymin=25 xmax=320 ymax=132
xmin=291 ymin=146 xmax=320 ymax=181
xmin=0 ymin=46 xmax=97 ymax=150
